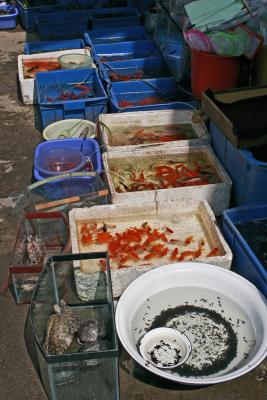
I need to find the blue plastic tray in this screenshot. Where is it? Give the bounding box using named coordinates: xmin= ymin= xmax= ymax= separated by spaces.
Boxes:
xmin=36 ymin=68 xmax=107 ymax=128
xmin=210 ymin=122 xmax=267 ymax=206
xmin=222 ymin=203 xmax=267 ymax=297
xmin=92 ymin=39 xmax=158 ymax=63
xmin=36 ymin=10 xmax=88 ymax=40
xmin=98 ymin=56 xmax=171 ymax=86
xmin=84 ymin=25 xmax=150 ymax=46
xmin=16 ymin=0 xmax=73 ymax=32
xmin=33 ymin=138 xmax=102 ymax=181
xmin=24 ymin=38 xmax=86 ymax=54
xmin=88 ymin=7 xmax=141 ymax=29
xmin=0 ymin=5 xmax=18 ymax=29
xmin=109 ymin=77 xmax=197 ymax=112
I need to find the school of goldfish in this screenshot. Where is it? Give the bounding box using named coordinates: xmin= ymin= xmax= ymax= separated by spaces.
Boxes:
xmin=79 ymin=222 xmax=219 ymax=270
xmin=118 ymin=96 xmax=167 ymax=108
xmin=113 ymin=158 xmax=217 ymax=193
xmin=128 ymin=125 xmax=189 ymax=145
xmin=109 ymin=69 xmax=144 ymax=82
xmin=23 ymin=60 xmax=61 ymax=79
xmin=43 ymin=84 xmax=94 ymax=103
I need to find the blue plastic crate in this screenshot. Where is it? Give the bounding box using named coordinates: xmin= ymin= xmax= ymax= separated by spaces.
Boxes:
xmin=84 ymin=25 xmax=150 ymax=46
xmin=73 ymin=0 xmax=110 ymax=9
xmin=33 ymin=138 xmax=102 ymax=182
xmin=88 ymin=7 xmax=141 ymax=29
xmin=98 ymin=56 xmax=171 ymax=86
xmin=127 ymin=0 xmax=155 ymax=9
xmin=36 ymin=68 xmax=107 ymax=128
xmin=161 ymin=42 xmax=185 ymax=82
xmin=222 ymin=203 xmax=267 ymax=297
xmin=92 ymin=39 xmax=158 ymax=63
xmin=36 ymin=10 xmax=88 ymax=40
xmin=109 ymin=77 xmax=197 ymax=112
xmin=24 ymin=38 xmax=86 ymax=54
xmin=16 ymin=0 xmax=74 ymax=32
xmin=0 ymin=5 xmax=18 ymax=29
xmin=210 ymin=122 xmax=267 ymax=206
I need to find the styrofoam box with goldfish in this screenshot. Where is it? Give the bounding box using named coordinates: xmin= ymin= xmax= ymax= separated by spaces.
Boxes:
xmin=69 ymin=200 xmax=232 ymax=299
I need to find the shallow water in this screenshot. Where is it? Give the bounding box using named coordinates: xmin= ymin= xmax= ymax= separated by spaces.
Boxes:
xmin=109 ymin=67 xmax=170 ymax=81
xmin=132 ymin=286 xmax=256 ymax=378
xmin=236 ymin=218 xmax=267 ymax=269
xmin=107 ymin=124 xmax=196 ymax=146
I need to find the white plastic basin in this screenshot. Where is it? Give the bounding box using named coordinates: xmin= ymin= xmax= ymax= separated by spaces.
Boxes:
xmin=43 ymin=119 xmax=96 ymax=140
xmin=116 ymin=262 xmax=267 ymax=385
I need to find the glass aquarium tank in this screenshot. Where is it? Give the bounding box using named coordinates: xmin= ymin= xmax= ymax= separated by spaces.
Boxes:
xmin=154 ymin=0 xmax=190 ymax=82
xmin=30 ymin=252 xmax=120 ymax=400
xmin=26 ymin=172 xmax=108 ymax=213
xmin=9 ymin=211 xmax=69 ymax=304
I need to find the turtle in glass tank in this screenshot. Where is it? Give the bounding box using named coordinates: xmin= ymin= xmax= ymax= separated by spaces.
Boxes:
xmin=44 ymin=299 xmax=80 ymax=355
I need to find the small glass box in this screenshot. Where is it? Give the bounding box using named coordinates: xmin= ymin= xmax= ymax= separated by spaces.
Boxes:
xmin=30 ymin=252 xmax=120 ymax=400
xmin=9 ymin=211 xmax=69 ymax=304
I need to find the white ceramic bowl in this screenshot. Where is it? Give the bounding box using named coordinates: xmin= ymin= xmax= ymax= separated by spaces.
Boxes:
xmin=139 ymin=327 xmax=192 ymax=369
xmin=43 ymin=119 xmax=96 ymax=141
xmin=116 ymin=262 xmax=267 ymax=385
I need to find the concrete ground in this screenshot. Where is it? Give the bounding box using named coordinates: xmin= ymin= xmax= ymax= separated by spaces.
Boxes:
xmin=0 ymin=26 xmax=267 ymax=400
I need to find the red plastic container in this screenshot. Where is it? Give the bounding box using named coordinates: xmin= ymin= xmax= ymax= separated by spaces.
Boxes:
xmin=191 ymin=49 xmax=241 ymax=100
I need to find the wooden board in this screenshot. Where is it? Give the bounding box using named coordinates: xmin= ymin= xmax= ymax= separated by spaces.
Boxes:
xmin=201 ymin=86 xmax=267 ymax=149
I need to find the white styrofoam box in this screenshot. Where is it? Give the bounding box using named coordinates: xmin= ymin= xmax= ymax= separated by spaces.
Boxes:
xmin=102 ymin=144 xmax=232 ymax=215
xmin=18 ymin=48 xmax=94 ymax=105
xmin=98 ymin=109 xmax=209 ymax=153
xmin=69 ymin=199 xmax=232 ymax=299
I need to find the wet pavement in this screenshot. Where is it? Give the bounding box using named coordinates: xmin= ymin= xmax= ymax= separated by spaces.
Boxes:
xmin=0 ymin=26 xmax=266 ymax=400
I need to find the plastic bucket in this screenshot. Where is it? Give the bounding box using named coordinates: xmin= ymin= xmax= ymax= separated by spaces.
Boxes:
xmin=34 ymin=147 xmax=86 ymax=177
xmin=191 ymin=49 xmax=241 ymax=100
xmin=43 ymin=119 xmax=96 ymax=140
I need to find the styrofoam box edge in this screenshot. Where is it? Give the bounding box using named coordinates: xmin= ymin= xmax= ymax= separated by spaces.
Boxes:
xmin=98 ymin=109 xmax=210 ymax=152
xmin=69 ymin=199 xmax=233 ymax=298
xmin=102 ymin=144 xmax=232 ymax=216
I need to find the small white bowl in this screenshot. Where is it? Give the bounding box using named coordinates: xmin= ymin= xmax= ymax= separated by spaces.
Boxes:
xmin=43 ymin=119 xmax=96 ymax=141
xmin=139 ymin=327 xmax=192 ymax=369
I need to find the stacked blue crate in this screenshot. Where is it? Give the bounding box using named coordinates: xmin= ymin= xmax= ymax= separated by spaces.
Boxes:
xmin=92 ymin=40 xmax=159 ymax=63
xmin=88 ymin=7 xmax=141 ymax=29
xmin=223 ymin=203 xmax=267 ymax=297
xmin=16 ymin=0 xmax=75 ymax=32
xmin=24 ymin=39 xmax=86 ymax=54
xmin=210 ymin=122 xmax=267 ymax=206
xmin=98 ymin=56 xmax=171 ymax=86
xmin=36 ymin=10 xmax=89 ymax=40
xmin=108 ymin=77 xmax=196 ymax=112
xmin=36 ymin=68 xmax=108 ymax=128
xmin=84 ymin=26 xmax=150 ymax=46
